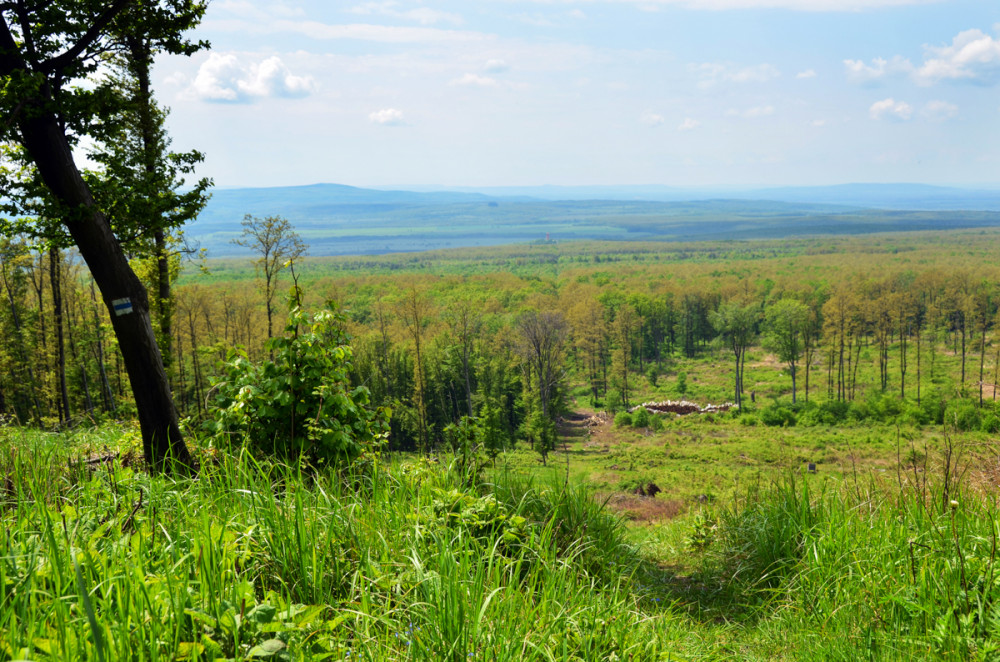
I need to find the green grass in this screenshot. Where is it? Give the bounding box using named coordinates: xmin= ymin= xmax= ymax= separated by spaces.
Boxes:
xmin=2 ymin=418 xmax=999 ymax=660
xmin=0 ymin=426 xmax=712 ymax=661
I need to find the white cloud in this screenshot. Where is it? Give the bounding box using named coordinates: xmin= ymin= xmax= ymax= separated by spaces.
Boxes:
xmin=869 ymin=97 xmax=913 ymax=121
xmin=922 ymin=99 xmax=958 ymax=121
xmin=810 ymin=119 xmax=827 ymax=127
xmin=185 ymin=53 xmax=315 ymax=103
xmin=916 ymin=29 xmax=1000 ymax=85
xmin=640 ymin=111 xmax=665 ymax=126
xmin=348 ymin=2 xmax=464 ymax=26
xmin=692 ymin=62 xmax=780 ymax=87
xmin=678 ymin=117 xmax=701 ymax=131
xmin=451 ymin=73 xmax=499 ymax=86
xmin=843 ymin=56 xmax=913 ymax=84
xmin=796 ymin=69 xmax=817 ymax=79
xmin=369 ymin=108 xmax=406 ymax=125
xmin=484 ymin=59 xmax=510 ymax=74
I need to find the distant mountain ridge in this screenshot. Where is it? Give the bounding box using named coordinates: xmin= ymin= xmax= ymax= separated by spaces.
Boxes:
xmin=417 ymin=183 xmax=1000 ymax=211
xmin=188 ymin=182 xmax=1000 ymax=257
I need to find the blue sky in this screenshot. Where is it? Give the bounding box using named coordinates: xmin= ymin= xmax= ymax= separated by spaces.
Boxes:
xmin=153 ymin=0 xmax=1000 ymax=189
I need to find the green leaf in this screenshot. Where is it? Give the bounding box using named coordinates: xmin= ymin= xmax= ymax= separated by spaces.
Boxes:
xmin=248 ymin=639 xmax=286 ymax=658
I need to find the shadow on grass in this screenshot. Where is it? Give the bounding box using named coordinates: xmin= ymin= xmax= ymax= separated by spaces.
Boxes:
xmin=634 ymin=558 xmax=763 ymax=626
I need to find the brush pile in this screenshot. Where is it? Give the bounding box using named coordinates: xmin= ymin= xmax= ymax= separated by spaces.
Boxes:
xmin=630 ymin=400 xmax=735 ymax=415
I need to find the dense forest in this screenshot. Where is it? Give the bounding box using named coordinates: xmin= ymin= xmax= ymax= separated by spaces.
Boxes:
xmin=5 ymin=228 xmax=1000 ymax=456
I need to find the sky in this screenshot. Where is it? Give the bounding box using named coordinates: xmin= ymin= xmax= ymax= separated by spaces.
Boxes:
xmin=152 ymin=0 xmax=1000 ymax=189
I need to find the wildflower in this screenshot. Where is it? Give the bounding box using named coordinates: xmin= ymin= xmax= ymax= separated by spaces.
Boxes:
xmin=950 ymin=500 xmax=959 ymax=509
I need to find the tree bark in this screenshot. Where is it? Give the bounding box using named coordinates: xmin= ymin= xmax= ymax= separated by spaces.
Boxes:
xmin=49 ymin=247 xmax=70 ymax=423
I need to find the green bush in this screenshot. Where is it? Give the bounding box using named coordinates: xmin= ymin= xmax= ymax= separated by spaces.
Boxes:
xmin=207 ymin=304 xmax=388 ymax=466
xmin=631 ymin=407 xmax=650 ymax=428
xmin=605 ymin=388 xmax=624 ymax=414
xmin=899 ymin=401 xmax=931 ymax=427
xmin=945 ymin=400 xmax=981 ymax=432
xmin=983 ymin=412 xmax=1000 ymax=434
xmin=613 ymin=411 xmax=633 ymax=428
xmin=649 ymin=414 xmax=664 ymax=431
xmin=817 ymin=399 xmax=849 ymax=425
xmin=759 ymin=403 xmax=796 ymax=427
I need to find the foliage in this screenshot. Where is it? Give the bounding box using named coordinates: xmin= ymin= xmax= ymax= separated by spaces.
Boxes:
xmin=646 ymin=366 xmax=658 ymax=387
xmin=684 ymin=510 xmax=718 ymax=551
xmin=758 ymin=402 xmax=797 ymax=427
xmin=207 ymin=302 xmax=387 ymax=466
xmin=631 ymin=406 xmax=651 ymax=428
xmin=613 ymin=411 xmax=633 ymax=428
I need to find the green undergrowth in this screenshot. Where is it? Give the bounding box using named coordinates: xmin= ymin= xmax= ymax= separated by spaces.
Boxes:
xmin=687 ymin=468 xmax=1000 ymax=661
xmin=0 ymin=426 xmax=707 ymax=661
xmin=3 ymin=424 xmax=999 ymax=660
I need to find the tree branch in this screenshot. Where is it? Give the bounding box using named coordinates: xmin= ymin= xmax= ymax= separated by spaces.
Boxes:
xmin=39 ymin=0 xmax=133 ymax=75
xmin=15 ymin=0 xmax=39 ymax=67
xmin=0 ymin=15 xmax=25 ymax=76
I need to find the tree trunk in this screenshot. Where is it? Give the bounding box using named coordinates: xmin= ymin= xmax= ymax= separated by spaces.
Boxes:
xmin=979 ymin=321 xmax=987 ymax=407
xmin=19 ymin=107 xmax=193 ymax=473
xmin=0 ymin=258 xmax=42 ymax=423
xmin=90 ymin=280 xmax=116 ymax=413
xmin=49 ymin=247 xmax=70 ymax=423
xmin=64 ymin=268 xmax=94 ymax=415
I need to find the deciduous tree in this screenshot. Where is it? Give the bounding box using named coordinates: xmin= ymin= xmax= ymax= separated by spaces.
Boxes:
xmin=0 ymin=1 xmax=207 ymax=472
xmin=233 ymin=215 xmax=307 ymax=341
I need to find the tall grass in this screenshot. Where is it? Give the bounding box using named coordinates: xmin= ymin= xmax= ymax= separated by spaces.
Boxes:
xmin=0 ymin=427 xmax=697 ymax=661
xmin=710 ymin=459 xmax=1000 ymax=660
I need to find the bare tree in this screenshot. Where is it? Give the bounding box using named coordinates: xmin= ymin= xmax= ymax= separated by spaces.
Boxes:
xmin=232 ymin=215 xmax=307 ymax=341
xmin=517 ymin=310 xmax=567 ymax=464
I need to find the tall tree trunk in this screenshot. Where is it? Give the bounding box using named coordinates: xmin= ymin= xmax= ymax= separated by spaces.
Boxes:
xmin=64 ymin=270 xmax=94 ymax=415
xmin=1 ymin=258 xmax=43 ymax=423
xmin=49 ymin=247 xmax=70 ymax=423
xmin=18 ymin=104 xmax=192 ymax=473
xmin=90 ymin=280 xmax=116 ymax=413
xmin=188 ymin=308 xmax=204 ymax=414
xmin=979 ymin=321 xmax=987 ymax=407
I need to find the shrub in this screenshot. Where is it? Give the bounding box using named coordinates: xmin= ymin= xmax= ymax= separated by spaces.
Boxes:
xmin=676 ymin=371 xmax=688 ymax=395
xmin=207 ymin=304 xmax=388 ymax=466
xmin=646 ymin=366 xmax=658 ymax=387
xmin=759 ymin=403 xmax=796 ymax=427
xmin=631 ymin=406 xmax=651 ymax=428
xmin=649 ymin=414 xmax=664 ymax=431
xmin=605 ymin=388 xmax=624 ymax=414
xmin=613 ymin=412 xmax=633 ymax=428
xmin=945 ymin=400 xmax=981 ymax=432
xmin=899 ymin=401 xmax=931 ymax=427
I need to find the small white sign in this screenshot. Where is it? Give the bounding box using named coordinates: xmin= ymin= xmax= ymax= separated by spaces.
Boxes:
xmin=112 ymin=298 xmax=133 ymax=316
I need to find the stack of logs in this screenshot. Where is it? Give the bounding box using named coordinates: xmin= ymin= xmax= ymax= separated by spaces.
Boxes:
xmin=629 ymin=400 xmax=735 ymax=415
